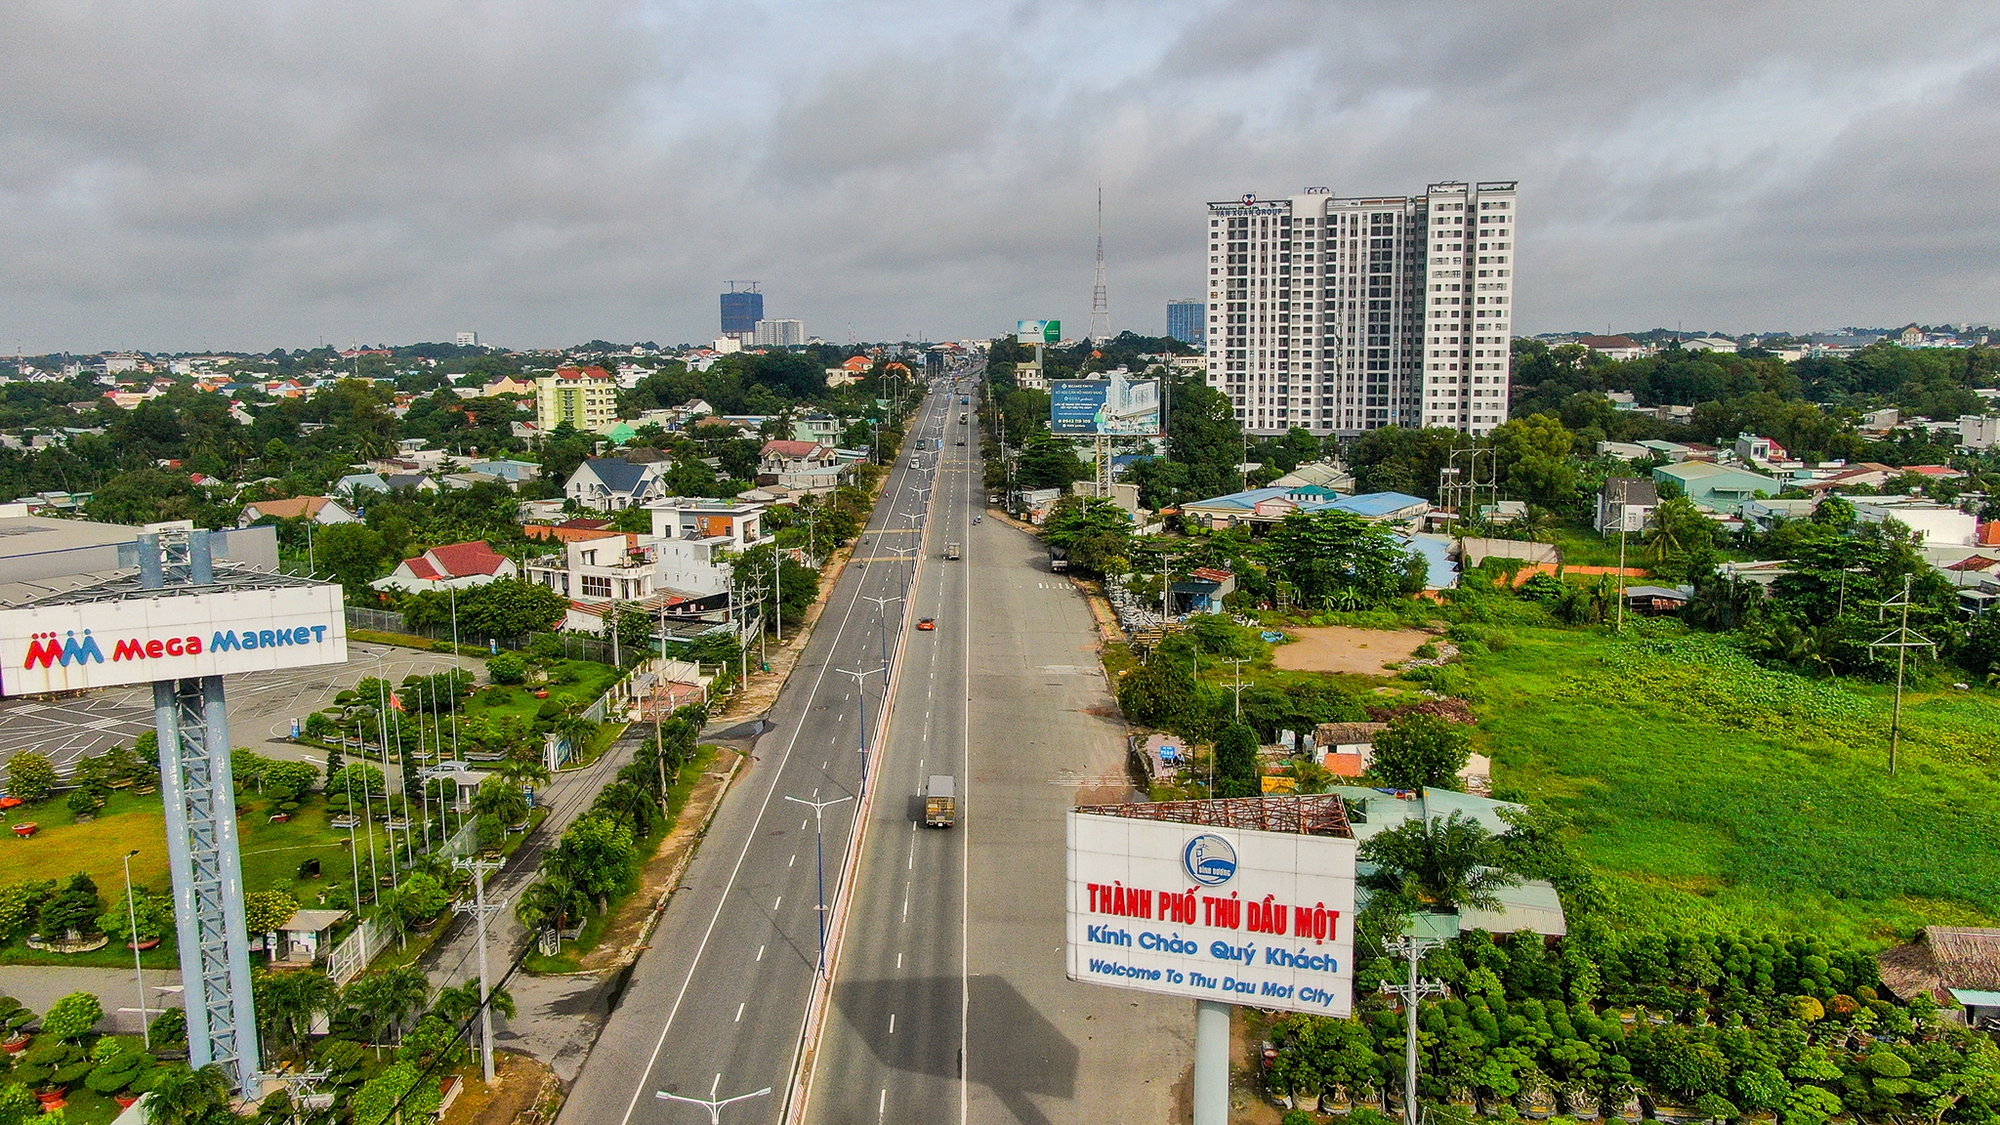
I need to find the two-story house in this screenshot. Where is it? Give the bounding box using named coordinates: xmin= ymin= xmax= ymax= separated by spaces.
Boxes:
xmin=565 ymin=458 xmax=670 ymax=511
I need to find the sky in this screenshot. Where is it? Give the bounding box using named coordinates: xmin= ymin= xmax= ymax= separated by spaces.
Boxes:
xmin=5 ymin=0 xmax=2000 ymax=354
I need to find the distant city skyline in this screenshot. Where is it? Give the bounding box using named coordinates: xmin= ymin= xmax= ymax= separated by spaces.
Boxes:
xmin=5 ymin=3 xmax=2000 ymax=353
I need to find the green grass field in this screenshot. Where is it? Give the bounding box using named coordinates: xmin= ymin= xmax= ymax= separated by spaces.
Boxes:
xmin=0 ymin=787 xmax=367 ymax=966
xmin=1464 ymin=621 xmax=2000 ymax=946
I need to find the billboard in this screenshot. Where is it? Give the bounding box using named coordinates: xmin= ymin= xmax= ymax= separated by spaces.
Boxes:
xmin=1066 ymin=809 xmax=1358 ymax=1016
xmin=1049 ymin=370 xmax=1162 ymax=436
xmin=1016 ymin=320 xmax=1061 ymax=346
xmin=0 ymin=584 xmax=349 ymax=696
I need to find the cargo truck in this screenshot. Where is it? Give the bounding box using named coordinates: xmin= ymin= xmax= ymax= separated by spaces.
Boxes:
xmin=925 ymin=775 xmax=956 ymax=827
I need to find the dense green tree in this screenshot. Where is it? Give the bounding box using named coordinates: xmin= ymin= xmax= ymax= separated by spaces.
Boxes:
xmin=1261 ymin=510 xmax=1425 ymax=609
xmin=1214 ymin=722 xmax=1261 ymax=797
xmin=1359 ymin=812 xmax=1521 ymax=913
xmin=1370 ymin=713 xmax=1473 ymax=791
xmin=1042 ymin=496 xmax=1134 ymax=576
xmin=6 ymin=750 xmax=55 ymax=803
xmin=316 ymin=522 xmax=394 ymax=598
xmin=1163 ymin=377 xmax=1244 ymax=502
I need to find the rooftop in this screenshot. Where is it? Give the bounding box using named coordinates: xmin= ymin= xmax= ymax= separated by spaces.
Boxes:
xmin=1074 ymin=793 xmax=1353 ymax=838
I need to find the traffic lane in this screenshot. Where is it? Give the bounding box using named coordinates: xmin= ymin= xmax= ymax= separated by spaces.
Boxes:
xmin=962 ymin=519 xmax=1189 ymax=1125
xmin=802 ymin=439 xmax=973 ymax=1123
xmin=559 ymin=575 xmax=896 ymax=1121
xmin=562 ymin=420 xmax=941 ymax=1123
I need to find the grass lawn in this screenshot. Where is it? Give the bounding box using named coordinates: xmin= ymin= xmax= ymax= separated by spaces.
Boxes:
xmin=0 ymin=788 xmax=368 ymax=966
xmin=459 ymin=659 xmax=622 ymax=727
xmin=1464 ymin=620 xmax=2000 ymax=946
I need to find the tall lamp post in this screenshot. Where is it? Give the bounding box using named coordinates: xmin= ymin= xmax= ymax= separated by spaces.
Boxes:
xmin=122 ymin=849 xmax=148 ymax=1046
xmin=783 ymin=794 xmax=853 ymax=971
xmin=834 ymin=665 xmax=886 ymax=796
xmin=862 ymin=594 xmax=900 ymax=666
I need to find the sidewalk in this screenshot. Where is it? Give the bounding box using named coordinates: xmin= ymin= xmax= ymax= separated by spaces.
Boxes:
xmin=0 ymin=966 xmax=182 ymax=1036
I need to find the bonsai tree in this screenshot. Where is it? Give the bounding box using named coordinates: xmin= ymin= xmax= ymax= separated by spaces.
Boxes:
xmin=148 ymin=1007 xmax=187 ymax=1049
xmin=35 ymin=874 xmax=104 ymax=940
xmin=100 ymin=888 xmax=172 ymax=948
xmin=0 ymin=880 xmax=54 ymax=944
xmin=5 ymin=751 xmax=55 ymax=803
xmin=40 ymin=992 xmax=103 ymax=1043
xmin=260 ymin=760 xmax=320 ymax=806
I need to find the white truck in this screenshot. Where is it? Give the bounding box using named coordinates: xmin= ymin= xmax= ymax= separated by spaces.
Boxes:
xmin=925 ymin=775 xmax=956 ymax=827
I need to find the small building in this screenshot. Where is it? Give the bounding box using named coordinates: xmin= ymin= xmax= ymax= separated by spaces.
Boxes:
xmin=237 ymin=496 xmax=356 ymax=528
xmin=1878 ymin=926 xmax=2000 ymax=1027
xmin=1652 ymin=461 xmax=1780 ymax=514
xmin=1575 ymin=334 xmax=1648 ymax=361
xmin=1622 ymin=584 xmax=1692 ymax=616
xmin=371 ymin=540 xmax=518 ymax=594
xmin=1312 ymin=722 xmax=1389 ymax=777
xmin=272 ymin=909 xmax=349 ymax=966
xmin=1595 ymin=477 xmax=1659 ymax=533
xmin=1853 ymin=499 xmax=1978 ymax=547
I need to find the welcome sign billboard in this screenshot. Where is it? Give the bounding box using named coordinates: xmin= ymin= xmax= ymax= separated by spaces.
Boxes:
xmin=0 ymin=584 xmax=348 ymax=695
xmin=1066 ymin=809 xmax=1358 ymax=1016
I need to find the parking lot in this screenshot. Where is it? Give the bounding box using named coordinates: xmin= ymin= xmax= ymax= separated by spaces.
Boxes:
xmin=0 ymin=642 xmax=472 ymax=775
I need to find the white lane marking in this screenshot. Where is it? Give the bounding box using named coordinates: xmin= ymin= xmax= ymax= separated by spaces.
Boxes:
xmin=712 ymin=1074 xmax=721 ymax=1099
xmin=801 ymin=819 xmax=808 ymax=830
xmin=889 ymin=1013 xmax=896 ymax=1034
xmin=757 ymin=945 xmax=765 ymax=961
xmin=774 ymin=895 xmax=782 ymax=911
xmin=897 ymin=952 xmax=902 ymax=969
xmin=735 ymin=1003 xmax=745 ymax=1023
xmin=879 ymin=1089 xmax=887 ymax=1117
xmin=789 ymin=854 xmax=797 ymax=868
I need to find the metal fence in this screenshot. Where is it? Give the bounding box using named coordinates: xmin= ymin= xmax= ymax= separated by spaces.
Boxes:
xmin=344 ymin=606 xmax=619 ymax=664
xmin=324 ymin=816 xmax=483 ymax=985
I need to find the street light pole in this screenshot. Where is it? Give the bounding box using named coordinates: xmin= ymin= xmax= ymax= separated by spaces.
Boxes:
xmin=1222 ymin=656 xmax=1251 ymax=718
xmin=862 ymin=594 xmax=901 ymax=667
xmin=655 ymin=1085 xmax=772 ymax=1124
xmin=122 ymin=849 xmax=147 ymax=1046
xmin=783 ymin=794 xmax=853 ymax=972
xmin=835 ymin=666 xmax=886 ymax=796
xmin=1380 ymin=935 xmax=1448 ymax=1125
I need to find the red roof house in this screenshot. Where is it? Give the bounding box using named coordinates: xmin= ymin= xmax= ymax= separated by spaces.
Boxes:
xmin=372 ymin=540 xmax=518 ymax=594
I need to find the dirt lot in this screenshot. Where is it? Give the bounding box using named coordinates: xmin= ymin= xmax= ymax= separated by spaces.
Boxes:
xmin=440 ymin=1051 xmax=555 ymax=1125
xmin=1268 ymin=626 xmax=1432 ymax=675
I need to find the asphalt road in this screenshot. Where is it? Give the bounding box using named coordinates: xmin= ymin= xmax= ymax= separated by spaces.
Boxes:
xmin=803 ymin=390 xmax=1192 ymax=1124
xmin=558 ymin=375 xmax=970 ymax=1125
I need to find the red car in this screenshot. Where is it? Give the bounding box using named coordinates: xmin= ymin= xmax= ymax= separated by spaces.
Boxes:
xmin=917 ymin=618 xmax=936 ymax=631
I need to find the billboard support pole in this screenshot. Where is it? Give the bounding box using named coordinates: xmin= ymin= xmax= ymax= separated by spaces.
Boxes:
xmin=143 ymin=531 xmax=261 ymax=1092
xmin=1193 ymin=999 xmax=1231 ymax=1125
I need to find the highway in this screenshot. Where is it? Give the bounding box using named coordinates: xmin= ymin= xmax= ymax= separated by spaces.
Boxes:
xmin=558 ymin=372 xmax=968 ymax=1125
xmin=802 ymin=383 xmax=1191 ymax=1123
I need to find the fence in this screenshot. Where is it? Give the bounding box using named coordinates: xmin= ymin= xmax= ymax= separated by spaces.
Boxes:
xmin=324 ymin=816 xmax=483 ymax=985
xmin=344 ymin=606 xmax=619 ymax=665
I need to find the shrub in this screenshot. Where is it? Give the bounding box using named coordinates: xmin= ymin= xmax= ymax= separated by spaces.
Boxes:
xmin=488 ymin=652 xmax=528 ymax=685
xmin=5 ymin=751 xmax=55 ymax=803
xmin=148 ymin=1007 xmax=186 ymax=1046
xmin=244 ymin=890 xmax=299 ymax=936
xmin=36 ymin=874 xmax=104 ymax=939
xmin=1370 ymin=712 xmax=1473 ymax=790
xmin=40 ymin=992 xmax=103 ymax=1042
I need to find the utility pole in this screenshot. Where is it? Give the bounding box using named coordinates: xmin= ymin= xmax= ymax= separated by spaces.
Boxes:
xmin=1222 ymin=656 xmax=1251 ymax=718
xmin=453 ymin=856 xmax=507 ymax=1086
xmin=1870 ymin=574 xmax=1935 ymax=777
xmin=1379 ymin=934 xmax=1449 ymax=1125
xmin=783 ymin=794 xmax=853 ymax=972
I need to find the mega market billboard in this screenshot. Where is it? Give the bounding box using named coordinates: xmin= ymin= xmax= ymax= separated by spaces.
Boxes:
xmin=1066 ymin=809 xmax=1358 ymax=1016
xmin=0 ymin=584 xmax=349 ymax=696
xmin=1049 ymin=371 xmax=1162 ymax=436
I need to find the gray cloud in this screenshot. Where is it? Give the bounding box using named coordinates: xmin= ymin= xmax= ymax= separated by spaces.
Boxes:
xmin=2 ymin=0 xmax=1999 ymax=352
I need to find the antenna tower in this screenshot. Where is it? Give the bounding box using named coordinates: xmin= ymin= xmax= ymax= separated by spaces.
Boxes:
xmin=1091 ymin=185 xmax=1111 ymax=344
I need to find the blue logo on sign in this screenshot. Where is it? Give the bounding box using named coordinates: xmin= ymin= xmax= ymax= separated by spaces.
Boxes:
xmin=1183 ymin=834 xmax=1237 ymax=887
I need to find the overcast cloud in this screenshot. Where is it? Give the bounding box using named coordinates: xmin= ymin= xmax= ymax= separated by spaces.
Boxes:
xmin=4 ymin=0 xmax=2000 ymax=353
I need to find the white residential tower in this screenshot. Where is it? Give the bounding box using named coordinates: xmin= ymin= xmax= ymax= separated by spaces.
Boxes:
xmin=1203 ymin=181 xmax=1517 ymax=437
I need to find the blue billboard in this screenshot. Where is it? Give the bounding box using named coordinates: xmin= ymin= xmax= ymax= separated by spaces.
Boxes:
xmin=1049 ymin=371 xmax=1161 ymax=436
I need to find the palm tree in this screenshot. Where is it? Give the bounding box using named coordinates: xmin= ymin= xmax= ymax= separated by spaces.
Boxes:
xmin=497 ymin=749 xmax=552 ymax=793
xmin=144 ymin=1062 xmax=232 ymax=1125
xmin=515 ymin=872 xmax=590 ymax=939
xmin=431 ymin=979 xmax=516 ymax=1026
xmin=257 ymin=969 xmax=339 ymax=1061
xmin=341 ymin=964 xmax=430 ymax=1052
xmin=1358 ymin=812 xmax=1522 ymax=913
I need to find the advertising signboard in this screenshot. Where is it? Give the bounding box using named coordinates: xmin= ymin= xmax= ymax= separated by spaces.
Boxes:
xmin=0 ymin=584 xmax=349 ymax=696
xmin=1016 ymin=320 xmax=1062 ymax=346
xmin=1049 ymin=370 xmax=1162 ymax=436
xmin=1066 ymin=809 xmax=1358 ymax=1016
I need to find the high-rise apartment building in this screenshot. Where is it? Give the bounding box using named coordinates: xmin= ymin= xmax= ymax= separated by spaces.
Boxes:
xmin=1203 ymin=181 xmax=1516 ymax=438
xmin=720 ymin=284 xmax=764 ymax=337
xmin=535 ymin=365 xmax=619 ymax=432
xmin=752 ymin=318 xmax=805 ymax=348
xmin=1167 ymin=299 xmax=1206 ymax=346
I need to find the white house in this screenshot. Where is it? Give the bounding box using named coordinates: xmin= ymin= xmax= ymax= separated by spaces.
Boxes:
xmin=371 ymin=540 xmax=518 ymax=594
xmin=564 ymin=458 xmax=670 ymax=512
xmin=237 ymin=496 xmax=356 ymax=527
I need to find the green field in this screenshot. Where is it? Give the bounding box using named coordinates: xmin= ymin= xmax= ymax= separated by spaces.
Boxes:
xmin=0 ymin=788 xmax=368 ymax=966
xmin=1465 ymin=620 xmax=2000 ymax=946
